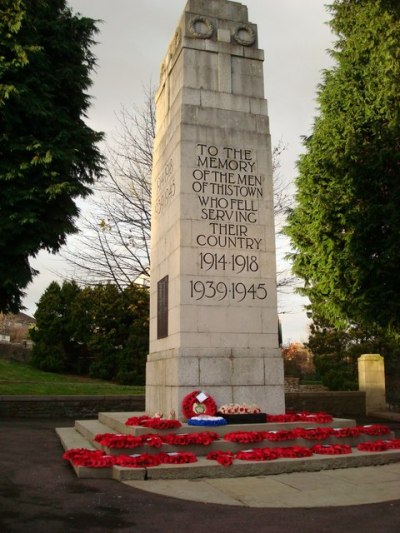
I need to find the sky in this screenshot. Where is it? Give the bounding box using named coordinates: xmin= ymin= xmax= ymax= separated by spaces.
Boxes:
xmin=22 ymin=0 xmax=336 ymax=343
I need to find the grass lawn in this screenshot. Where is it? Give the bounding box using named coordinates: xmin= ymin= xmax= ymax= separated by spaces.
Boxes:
xmin=0 ymin=358 xmax=144 ymax=395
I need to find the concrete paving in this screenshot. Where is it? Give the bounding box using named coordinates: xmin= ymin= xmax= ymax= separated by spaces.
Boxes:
xmin=124 ymin=461 xmax=400 ymax=507
xmin=122 ymin=411 xmax=400 ymax=508
xmin=1 ymin=416 xmax=400 ymax=533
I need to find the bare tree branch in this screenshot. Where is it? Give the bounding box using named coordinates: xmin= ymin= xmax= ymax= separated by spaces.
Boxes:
xmin=64 ymin=85 xmax=295 ymax=294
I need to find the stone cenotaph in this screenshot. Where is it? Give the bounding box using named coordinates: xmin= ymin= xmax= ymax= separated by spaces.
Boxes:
xmin=146 ymin=0 xmax=285 ymax=417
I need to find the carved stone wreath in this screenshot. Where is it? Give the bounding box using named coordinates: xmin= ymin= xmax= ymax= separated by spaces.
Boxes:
xmin=233 ymin=23 xmax=256 ymax=46
xmin=188 ymin=16 xmax=214 ymax=39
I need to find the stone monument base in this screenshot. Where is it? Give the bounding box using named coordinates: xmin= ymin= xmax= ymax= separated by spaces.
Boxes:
xmin=146 ymin=347 xmax=285 ymax=418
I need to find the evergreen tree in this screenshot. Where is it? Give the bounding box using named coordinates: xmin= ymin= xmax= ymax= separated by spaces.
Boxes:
xmin=0 ymin=0 xmax=103 ymax=312
xmin=285 ymin=0 xmax=400 ymax=333
xmin=30 ymin=281 xmax=149 ymax=384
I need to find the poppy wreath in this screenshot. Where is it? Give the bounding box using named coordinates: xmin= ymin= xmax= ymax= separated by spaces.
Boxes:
xmin=312 ymin=444 xmax=352 ymax=455
xmin=331 ymin=427 xmax=361 ymax=438
xmin=94 ymin=433 xmax=144 ymax=449
xmin=295 ymin=427 xmax=334 ymax=441
xmin=385 ymin=439 xmax=400 ymax=449
xmin=206 ymin=450 xmax=235 ymax=466
xmin=181 ymin=391 xmax=217 ymax=419
xmin=125 ymin=416 xmax=182 ymax=430
xmin=266 ymin=413 xmax=298 ymax=423
xmin=274 ymin=446 xmax=314 ymax=458
xmin=296 ymin=412 xmax=333 ymax=423
xmin=223 ymin=431 xmax=265 ymax=444
xmin=113 ymin=453 xmax=162 ymax=467
xmin=140 ymin=433 xmax=164 ymax=448
xmin=356 ymin=424 xmax=391 ymax=436
xmin=125 ymin=415 xmax=153 ymax=426
xmin=94 ymin=432 xmax=165 ymax=449
xmin=63 ymin=449 xmax=115 ymax=468
xmin=357 ymin=440 xmax=391 ymax=452
xmin=262 ymin=430 xmax=298 ymax=442
xmin=163 ymin=431 xmax=219 ymax=446
xmin=157 ymin=452 xmax=197 ymax=464
xmin=236 ymin=448 xmax=279 ymax=461
xmin=266 ymin=412 xmax=333 ymax=423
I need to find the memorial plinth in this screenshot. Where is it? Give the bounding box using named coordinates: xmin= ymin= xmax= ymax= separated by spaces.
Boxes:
xmin=146 ymin=0 xmax=285 ymax=417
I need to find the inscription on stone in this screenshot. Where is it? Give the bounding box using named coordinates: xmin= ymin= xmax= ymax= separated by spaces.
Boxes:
xmin=189 ymin=143 xmax=267 ymax=303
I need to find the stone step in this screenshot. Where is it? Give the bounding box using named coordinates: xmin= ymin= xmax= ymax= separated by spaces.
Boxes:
xmin=56 ymin=427 xmax=113 ymax=479
xmin=74 ymin=417 xmax=394 ymax=458
xmin=67 ymin=412 xmax=394 ymax=460
xmin=97 ymin=411 xmax=358 ymax=437
xmin=115 ymin=449 xmax=400 ymax=481
xmin=57 ymin=412 xmax=399 ymax=484
xmin=57 ymin=425 xmax=400 ymax=482
xmin=74 ymin=419 xmax=115 ymax=449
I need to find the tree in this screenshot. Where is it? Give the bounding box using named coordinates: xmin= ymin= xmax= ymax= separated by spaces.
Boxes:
xmin=30 ymin=280 xmax=82 ymax=372
xmin=30 ymin=280 xmax=149 ymax=384
xmin=281 ymin=342 xmax=315 ymax=379
xmin=0 ymin=0 xmax=104 ymax=313
xmin=64 ymin=89 xmax=293 ymax=291
xmin=307 ymin=319 xmax=400 ymax=394
xmin=285 ymin=0 xmax=400 ymax=333
xmin=64 ymin=86 xmax=155 ymax=289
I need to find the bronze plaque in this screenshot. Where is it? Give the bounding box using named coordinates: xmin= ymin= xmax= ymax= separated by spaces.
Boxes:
xmin=157 ymin=275 xmax=168 ymax=339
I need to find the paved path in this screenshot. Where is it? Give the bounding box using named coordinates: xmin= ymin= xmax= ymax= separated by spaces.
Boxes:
xmin=125 ymin=462 xmax=400 ymax=507
xmin=1 ymin=417 xmax=400 ymax=533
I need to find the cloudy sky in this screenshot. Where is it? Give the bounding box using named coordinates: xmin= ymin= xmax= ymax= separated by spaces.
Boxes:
xmin=23 ymin=0 xmax=336 ymax=343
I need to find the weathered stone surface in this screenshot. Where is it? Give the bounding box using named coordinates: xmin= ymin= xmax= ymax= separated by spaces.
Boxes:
xmin=147 ymin=0 xmax=285 ymax=417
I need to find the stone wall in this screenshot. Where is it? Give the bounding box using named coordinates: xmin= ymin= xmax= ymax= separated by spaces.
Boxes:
xmin=0 ymin=391 xmax=366 ymax=418
xmin=285 ymin=391 xmax=366 ymax=417
xmin=0 ymin=395 xmax=145 ymax=419
xmin=0 ymin=342 xmax=32 ymax=363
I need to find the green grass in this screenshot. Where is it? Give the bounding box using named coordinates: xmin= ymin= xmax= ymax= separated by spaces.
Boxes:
xmin=0 ymin=359 xmax=144 ymax=395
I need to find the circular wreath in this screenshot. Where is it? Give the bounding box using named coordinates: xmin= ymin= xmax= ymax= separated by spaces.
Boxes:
xmin=188 ymin=416 xmax=227 ymax=427
xmin=188 ymin=16 xmax=214 ymax=39
xmin=182 ymin=390 xmax=217 ymax=419
xmin=233 ymin=23 xmax=256 ymax=46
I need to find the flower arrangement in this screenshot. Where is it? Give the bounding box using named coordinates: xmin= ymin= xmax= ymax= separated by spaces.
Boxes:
xmin=262 ymin=430 xmax=298 ymax=442
xmin=223 ymin=431 xmax=265 ymax=444
xmin=331 ymin=427 xmax=361 ymax=438
xmin=64 ymin=448 xmax=198 ymax=468
xmin=206 ymin=444 xmax=314 ymax=465
xmin=266 ymin=412 xmax=333 ymax=423
xmin=94 ymin=433 xmax=144 ymax=449
xmin=125 ymin=415 xmax=182 ymax=430
xmin=63 ymin=448 xmax=115 ymax=468
xmin=295 ymin=427 xmax=334 ymax=441
xmin=356 ymin=424 xmax=391 ymax=436
xmin=273 ymin=446 xmax=313 ymax=458
xmin=235 ymin=448 xmax=278 ymax=461
xmin=162 ymin=431 xmax=219 ymax=446
xmin=182 ymin=391 xmax=217 ymax=419
xmin=206 ymin=450 xmax=235 ymax=466
xmin=188 ymin=415 xmax=227 ymax=427
xmin=218 ymin=403 xmax=261 ymax=414
xmin=357 ymin=438 xmax=400 ymax=452
xmin=311 ymin=444 xmax=352 ymax=455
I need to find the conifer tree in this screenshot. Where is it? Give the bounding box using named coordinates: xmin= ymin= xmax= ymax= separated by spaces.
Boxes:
xmin=0 ymin=0 xmax=103 ymax=312
xmin=285 ymin=0 xmax=400 ymax=333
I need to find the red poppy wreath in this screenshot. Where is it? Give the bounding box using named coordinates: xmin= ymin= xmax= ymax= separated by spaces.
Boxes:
xmin=181 ymin=390 xmax=217 ymax=419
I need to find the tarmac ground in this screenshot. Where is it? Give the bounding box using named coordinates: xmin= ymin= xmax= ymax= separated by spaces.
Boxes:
xmin=1 ymin=417 xmax=400 ymax=533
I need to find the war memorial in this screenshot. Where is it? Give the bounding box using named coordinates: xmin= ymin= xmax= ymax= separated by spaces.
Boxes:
xmin=57 ymin=0 xmax=400 ymax=484
xmin=146 ymin=0 xmax=284 ymax=417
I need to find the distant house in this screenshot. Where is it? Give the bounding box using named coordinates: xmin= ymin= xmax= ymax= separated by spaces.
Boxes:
xmin=0 ymin=312 xmax=36 ymax=343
